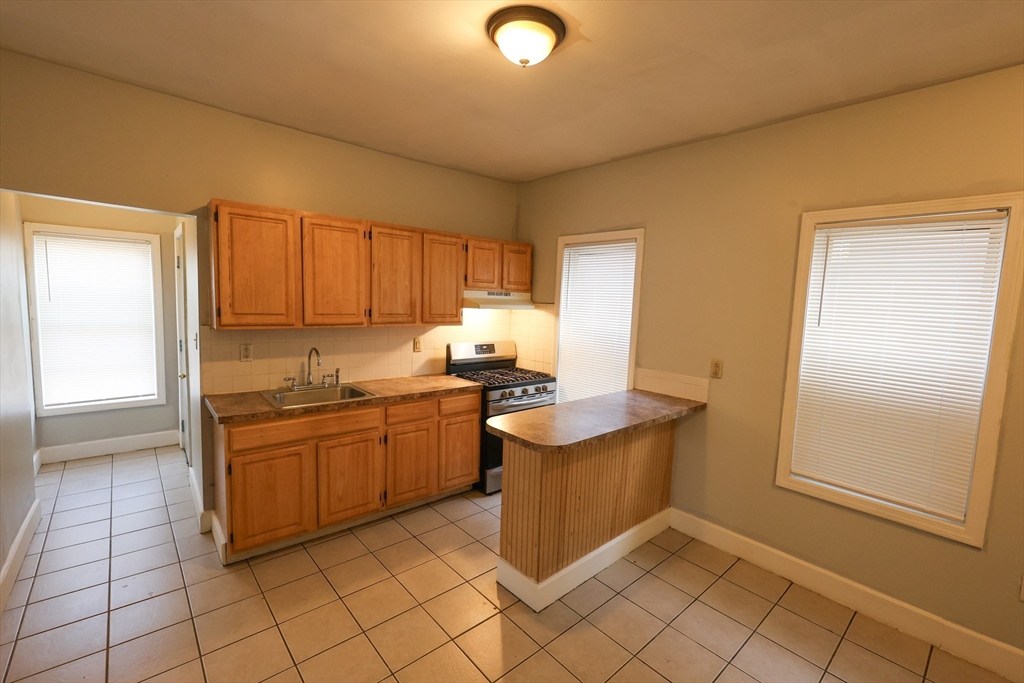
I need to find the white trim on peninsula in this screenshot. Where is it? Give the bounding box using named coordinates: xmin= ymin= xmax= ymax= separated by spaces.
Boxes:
xmin=497 ymin=508 xmax=671 ymax=612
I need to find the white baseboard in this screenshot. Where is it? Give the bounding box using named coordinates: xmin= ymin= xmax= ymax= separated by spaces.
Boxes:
xmin=211 ymin=512 xmax=227 ymax=565
xmin=670 ymin=508 xmax=1024 ymax=683
xmin=37 ymin=430 xmax=179 ymax=465
xmin=187 ymin=466 xmax=212 ymax=534
xmin=32 ymin=449 xmax=41 ymax=476
xmin=634 ymin=368 xmax=709 ymax=403
xmin=0 ymin=499 xmax=41 ymax=614
xmin=498 ymin=508 xmax=671 ymax=612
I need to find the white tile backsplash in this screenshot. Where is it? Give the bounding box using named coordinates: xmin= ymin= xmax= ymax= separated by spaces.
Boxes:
xmin=200 ymin=309 xmax=512 ymax=394
xmin=510 ymin=305 xmax=556 ymax=375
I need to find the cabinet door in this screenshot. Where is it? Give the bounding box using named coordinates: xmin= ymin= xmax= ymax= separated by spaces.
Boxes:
xmin=214 ymin=203 xmax=301 ymax=327
xmin=318 ymin=430 xmax=383 ymax=526
xmin=229 ymin=443 xmax=316 ymax=552
xmin=466 ymin=238 xmax=502 ymax=290
xmin=371 ymin=226 xmax=421 ymax=325
xmin=438 ymin=413 xmax=480 ymax=491
xmin=302 ymin=215 xmax=369 ymax=326
xmin=386 ymin=420 xmax=437 ymax=507
xmin=502 ymin=242 xmax=533 ymax=292
xmin=422 ymin=232 xmax=464 ymax=325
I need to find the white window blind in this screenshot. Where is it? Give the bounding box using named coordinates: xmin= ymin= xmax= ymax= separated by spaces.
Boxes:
xmin=32 ymin=230 xmax=162 ymax=412
xmin=557 ymin=240 xmax=638 ymax=403
xmin=790 ymin=213 xmax=1007 ymax=523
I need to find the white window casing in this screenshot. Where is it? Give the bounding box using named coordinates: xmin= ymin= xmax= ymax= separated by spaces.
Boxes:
xmin=25 ymin=223 xmax=166 ymax=416
xmin=554 ymin=228 xmax=644 ymax=403
xmin=776 ymin=193 xmax=1023 ymax=547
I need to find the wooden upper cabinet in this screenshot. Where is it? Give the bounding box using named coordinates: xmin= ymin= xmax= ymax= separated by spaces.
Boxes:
xmin=502 ymin=242 xmax=533 ymax=292
xmin=371 ymin=225 xmax=421 ymax=325
xmin=466 ymin=238 xmax=502 ymax=290
xmin=213 ymin=201 xmax=302 ymax=328
xmin=422 ymin=233 xmax=465 ymax=325
xmin=229 ymin=443 xmax=316 ymax=552
xmin=302 ymin=214 xmax=369 ymax=326
xmin=317 ymin=430 xmax=383 ymax=527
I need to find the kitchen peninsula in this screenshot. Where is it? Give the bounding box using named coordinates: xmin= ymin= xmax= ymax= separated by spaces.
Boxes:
xmin=486 ymin=389 xmax=706 ymax=610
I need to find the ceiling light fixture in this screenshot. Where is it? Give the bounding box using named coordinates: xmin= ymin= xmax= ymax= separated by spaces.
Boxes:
xmin=487 ymin=6 xmax=566 ymax=68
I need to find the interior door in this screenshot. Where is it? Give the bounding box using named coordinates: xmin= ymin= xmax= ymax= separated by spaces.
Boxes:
xmin=303 ymin=215 xmax=369 ymax=326
xmin=371 ymin=226 xmax=421 ymax=325
xmin=422 ymin=232 xmax=464 ymax=324
xmin=174 ymin=227 xmax=188 ymax=453
xmin=318 ymin=430 xmax=383 ymax=526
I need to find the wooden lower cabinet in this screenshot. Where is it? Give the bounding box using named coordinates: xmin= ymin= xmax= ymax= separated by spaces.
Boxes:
xmin=438 ymin=414 xmax=480 ymax=491
xmin=317 ymin=430 xmax=384 ymax=526
xmin=386 ymin=420 xmax=438 ymax=508
xmin=218 ymin=392 xmax=483 ymax=556
xmin=229 ymin=443 xmax=317 ymax=552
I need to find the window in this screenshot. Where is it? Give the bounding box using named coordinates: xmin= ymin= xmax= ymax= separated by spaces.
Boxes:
xmin=777 ymin=194 xmax=1023 ymax=546
xmin=25 ymin=223 xmax=165 ymax=416
xmin=555 ymin=229 xmax=643 ymax=403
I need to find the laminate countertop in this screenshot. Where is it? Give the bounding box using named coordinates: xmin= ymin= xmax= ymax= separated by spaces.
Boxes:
xmin=485 ymin=389 xmax=705 ymax=453
xmin=204 ymin=375 xmax=481 ymax=424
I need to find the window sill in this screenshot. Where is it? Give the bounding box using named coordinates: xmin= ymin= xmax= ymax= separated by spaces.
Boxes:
xmin=36 ymin=395 xmax=166 ymax=418
xmin=775 ymin=472 xmax=984 ymax=548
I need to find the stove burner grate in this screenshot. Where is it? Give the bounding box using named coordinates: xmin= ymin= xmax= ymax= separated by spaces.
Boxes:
xmin=455 ymin=367 xmax=553 ymax=386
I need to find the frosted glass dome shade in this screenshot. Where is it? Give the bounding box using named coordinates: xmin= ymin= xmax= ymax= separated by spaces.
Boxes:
xmin=494 ymin=20 xmax=558 ymax=66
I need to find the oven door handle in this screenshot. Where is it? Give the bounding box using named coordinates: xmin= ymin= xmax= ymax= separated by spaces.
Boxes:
xmin=489 ymin=395 xmax=554 ymax=415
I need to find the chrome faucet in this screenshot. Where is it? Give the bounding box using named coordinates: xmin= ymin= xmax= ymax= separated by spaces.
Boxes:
xmin=306 ymin=347 xmax=322 ymax=386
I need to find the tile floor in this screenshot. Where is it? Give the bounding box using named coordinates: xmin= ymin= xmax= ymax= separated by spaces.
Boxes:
xmin=0 ymin=447 xmax=1012 ymax=683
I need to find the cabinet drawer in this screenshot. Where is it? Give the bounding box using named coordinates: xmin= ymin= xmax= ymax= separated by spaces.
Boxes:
xmin=386 ymin=400 xmax=436 ymax=425
xmin=228 ymin=408 xmax=380 ymax=453
xmin=438 ymin=393 xmax=480 ymax=417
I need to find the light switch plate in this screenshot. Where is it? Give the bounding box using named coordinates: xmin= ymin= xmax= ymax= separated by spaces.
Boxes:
xmin=240 ymin=343 xmax=252 ymax=362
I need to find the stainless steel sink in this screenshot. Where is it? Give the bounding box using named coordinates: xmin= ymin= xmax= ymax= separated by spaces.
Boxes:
xmin=261 ymin=384 xmax=375 ymax=409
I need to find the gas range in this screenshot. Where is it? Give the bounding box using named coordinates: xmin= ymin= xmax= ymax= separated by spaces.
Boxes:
xmin=446 ymin=341 xmax=557 ymax=493
xmin=446 ymin=342 xmax=557 ymax=416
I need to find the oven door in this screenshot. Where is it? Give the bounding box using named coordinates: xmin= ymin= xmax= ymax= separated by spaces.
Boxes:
xmin=487 ymin=393 xmax=556 ymax=415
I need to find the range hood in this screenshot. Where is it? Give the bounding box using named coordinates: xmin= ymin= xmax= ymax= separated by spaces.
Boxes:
xmin=462 ymin=289 xmax=535 ymax=310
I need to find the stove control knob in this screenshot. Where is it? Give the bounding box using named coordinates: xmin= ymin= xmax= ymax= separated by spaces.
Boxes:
xmin=500 ymin=391 xmax=508 ymax=398
xmin=521 ymin=388 xmax=529 ymax=395
xmin=541 ymin=385 xmax=548 ymax=392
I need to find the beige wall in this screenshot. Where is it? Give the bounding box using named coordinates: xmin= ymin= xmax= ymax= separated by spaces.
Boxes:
xmin=517 ymin=66 xmax=1024 ymax=648
xmin=0 ymin=50 xmax=517 ymax=238
xmin=18 ymin=194 xmax=182 ymax=447
xmin=0 ymin=191 xmax=37 ymax=580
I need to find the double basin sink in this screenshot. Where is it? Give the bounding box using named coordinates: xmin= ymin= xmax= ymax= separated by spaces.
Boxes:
xmin=260 ymin=383 xmax=375 ymax=409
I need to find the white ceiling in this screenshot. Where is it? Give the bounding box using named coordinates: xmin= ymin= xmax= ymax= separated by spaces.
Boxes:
xmin=1 ymin=1 xmax=1021 ymax=182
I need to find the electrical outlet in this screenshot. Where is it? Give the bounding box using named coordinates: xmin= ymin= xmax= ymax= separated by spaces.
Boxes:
xmin=413 ymin=337 xmax=422 ymax=353
xmin=1020 ymin=575 xmax=1024 ymax=602
xmin=710 ymin=358 xmax=724 ymax=379
xmin=240 ymin=343 xmax=253 ymax=362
